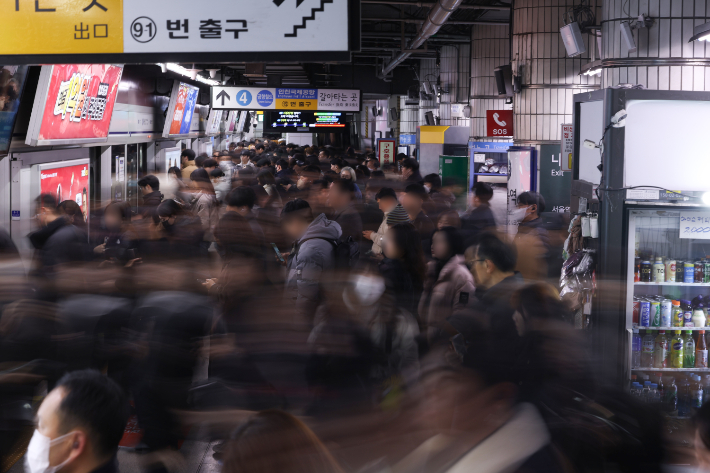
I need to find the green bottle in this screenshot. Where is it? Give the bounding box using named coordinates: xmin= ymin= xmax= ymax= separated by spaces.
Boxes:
xmin=671 ymin=331 xmax=685 ymax=368
xmin=684 ymin=331 xmax=696 ymax=368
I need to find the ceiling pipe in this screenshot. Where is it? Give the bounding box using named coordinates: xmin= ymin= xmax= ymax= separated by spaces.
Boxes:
xmin=363 ymin=17 xmax=507 ymax=25
xmin=378 ymin=0 xmax=464 ymax=79
xmin=361 ymin=0 xmax=510 ymax=10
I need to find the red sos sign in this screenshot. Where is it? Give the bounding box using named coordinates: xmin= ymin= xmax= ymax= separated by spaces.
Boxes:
xmin=486 ymin=110 xmax=514 ymax=137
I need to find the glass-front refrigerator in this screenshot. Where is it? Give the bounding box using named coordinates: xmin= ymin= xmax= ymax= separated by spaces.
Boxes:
xmin=626 ymin=206 xmax=710 ymax=416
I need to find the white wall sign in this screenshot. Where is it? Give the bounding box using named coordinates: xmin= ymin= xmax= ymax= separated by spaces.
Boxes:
xmin=117 ymin=157 xmax=125 ymax=183
xmin=211 ymin=86 xmax=360 ymax=112
xmin=123 ymin=0 xmax=349 ymax=53
xmin=680 ymin=212 xmax=710 ymax=239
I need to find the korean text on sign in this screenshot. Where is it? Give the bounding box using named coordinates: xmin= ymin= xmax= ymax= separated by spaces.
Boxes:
xmin=680 ymin=212 xmax=710 ymax=240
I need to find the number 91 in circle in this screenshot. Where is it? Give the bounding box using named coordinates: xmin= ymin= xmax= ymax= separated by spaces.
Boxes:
xmin=131 ymin=17 xmax=157 ymax=43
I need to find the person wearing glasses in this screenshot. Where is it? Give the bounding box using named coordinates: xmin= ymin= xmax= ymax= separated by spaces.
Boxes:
xmin=456 ymin=233 xmax=522 ymax=340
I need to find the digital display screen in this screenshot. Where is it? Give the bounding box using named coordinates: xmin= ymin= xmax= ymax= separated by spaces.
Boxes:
xmin=164 ymin=81 xmax=199 ymax=137
xmin=264 ymin=111 xmax=346 ymax=132
xmin=0 ymin=66 xmax=27 ymax=155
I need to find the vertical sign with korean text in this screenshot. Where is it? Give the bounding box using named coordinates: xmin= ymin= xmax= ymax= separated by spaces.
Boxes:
xmin=167 ymin=82 xmax=199 ymax=136
xmin=561 ymin=124 xmax=573 ymax=171
xmin=378 ymin=139 xmax=396 ymax=166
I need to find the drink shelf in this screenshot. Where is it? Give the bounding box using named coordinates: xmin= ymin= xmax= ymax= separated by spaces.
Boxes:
xmin=635 ymin=282 xmax=710 ymax=287
xmin=631 ymin=368 xmax=710 ymax=372
xmin=632 ymin=326 xmax=709 ymax=331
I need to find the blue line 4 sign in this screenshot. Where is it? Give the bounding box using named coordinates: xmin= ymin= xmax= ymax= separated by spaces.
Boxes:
xmin=210 ymin=86 xmax=361 ymax=112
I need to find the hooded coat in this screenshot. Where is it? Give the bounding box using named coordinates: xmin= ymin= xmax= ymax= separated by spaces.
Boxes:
xmin=285 ymin=214 xmax=342 ymax=321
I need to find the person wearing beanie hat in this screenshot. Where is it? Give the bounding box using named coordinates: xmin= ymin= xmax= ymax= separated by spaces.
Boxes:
xmin=386 ymin=203 xmax=410 ymax=226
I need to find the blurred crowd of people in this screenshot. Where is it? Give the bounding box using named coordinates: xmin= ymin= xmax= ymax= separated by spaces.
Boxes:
xmin=0 ymin=139 xmax=683 ymax=473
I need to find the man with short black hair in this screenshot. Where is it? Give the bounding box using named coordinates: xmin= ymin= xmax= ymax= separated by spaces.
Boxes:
xmin=513 ymin=191 xmax=550 ymax=280
xmin=180 ymin=149 xmax=197 ymax=179
xmin=281 ymin=199 xmax=342 ymax=320
xmin=366 ymin=158 xmax=380 ymax=173
xmin=330 ymin=158 xmax=344 ymax=174
xmin=402 ymin=183 xmax=435 ymax=242
xmin=138 ymin=175 xmax=163 ymax=210
xmin=195 ymin=153 xmax=208 ymax=169
xmin=228 ymin=142 xmax=237 ymax=152
xmin=461 ymin=182 xmax=497 ymax=245
xmin=363 ymin=187 xmax=398 ymax=255
xmin=255 ymin=144 xmax=265 ymax=155
xmin=401 ymin=158 xmax=423 ymax=183
xmin=329 ymin=179 xmax=363 ymax=244
xmin=226 ymin=187 xmax=265 ymax=251
xmin=26 ymin=369 xmax=128 ymax=473
xmin=236 ymin=150 xmax=254 ymax=170
xmin=202 ymin=158 xmax=218 ymax=173
xmin=459 ymin=232 xmax=522 ymax=339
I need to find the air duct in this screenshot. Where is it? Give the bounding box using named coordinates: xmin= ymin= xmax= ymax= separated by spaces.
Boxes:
xmin=378 ymin=0 xmax=463 ymax=79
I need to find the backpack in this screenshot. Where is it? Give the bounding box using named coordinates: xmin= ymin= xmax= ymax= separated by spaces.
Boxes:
xmin=299 ymin=236 xmax=360 ymax=271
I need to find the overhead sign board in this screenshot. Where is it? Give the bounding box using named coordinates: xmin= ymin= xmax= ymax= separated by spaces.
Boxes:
xmin=486 ymin=110 xmax=513 ymax=137
xmin=377 ymin=138 xmax=396 ymax=166
xmin=0 ymin=0 xmax=357 ymax=62
xmin=211 ymin=87 xmax=361 ymax=112
xmin=26 ymin=64 xmax=123 ymax=146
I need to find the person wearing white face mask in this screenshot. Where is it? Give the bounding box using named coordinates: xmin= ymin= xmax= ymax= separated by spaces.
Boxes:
xmin=25 ymin=370 xmax=128 ymax=473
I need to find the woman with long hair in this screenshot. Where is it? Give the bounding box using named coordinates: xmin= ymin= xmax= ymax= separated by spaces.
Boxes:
xmin=419 ymin=226 xmax=475 ymax=343
xmin=223 ymin=410 xmax=344 ymax=473
xmin=379 ymin=222 xmax=426 ymax=320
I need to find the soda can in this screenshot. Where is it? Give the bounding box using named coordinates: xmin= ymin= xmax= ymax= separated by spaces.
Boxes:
xmin=661 ymin=300 xmax=672 ymax=327
xmin=651 ymin=301 xmax=661 ymax=326
xmin=640 ymin=301 xmax=651 ymax=327
xmin=677 ymin=261 xmax=685 ymax=282
xmin=685 ymin=262 xmax=696 ymax=283
xmin=641 ymin=261 xmax=652 ymax=282
xmin=633 ymin=299 xmax=640 ymax=325
xmin=704 ymin=262 xmax=710 ymax=283
xmin=667 ymin=260 xmax=677 ymax=282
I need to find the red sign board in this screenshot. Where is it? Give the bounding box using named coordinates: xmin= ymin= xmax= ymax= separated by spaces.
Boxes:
xmin=40 ymin=162 xmax=90 ymax=223
xmin=37 ymin=64 xmax=123 ymax=142
xmin=378 ymin=139 xmax=396 ymax=165
xmin=486 ymin=110 xmax=514 ymax=137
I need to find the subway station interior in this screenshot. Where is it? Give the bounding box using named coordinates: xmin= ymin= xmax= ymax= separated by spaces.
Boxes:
xmin=3 ymin=0 xmax=710 ymax=472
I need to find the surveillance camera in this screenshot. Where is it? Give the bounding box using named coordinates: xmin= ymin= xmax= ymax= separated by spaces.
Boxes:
xmin=422 ymin=82 xmax=432 ymax=95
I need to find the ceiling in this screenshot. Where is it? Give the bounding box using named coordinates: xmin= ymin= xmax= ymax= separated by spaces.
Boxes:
xmin=179 ymin=0 xmax=511 ymax=89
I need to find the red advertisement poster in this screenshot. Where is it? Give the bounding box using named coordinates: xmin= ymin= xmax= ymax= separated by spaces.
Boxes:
xmin=38 ymin=64 xmax=123 ymax=141
xmin=40 ymin=163 xmax=90 ymax=222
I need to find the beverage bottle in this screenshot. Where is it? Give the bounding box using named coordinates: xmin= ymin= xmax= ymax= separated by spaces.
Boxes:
xmin=661 ymin=299 xmax=672 ymax=327
xmin=657 ymin=375 xmax=666 ymax=400
xmin=654 ymin=257 xmax=665 ymax=282
xmin=665 ymin=377 xmax=678 ymax=413
xmin=703 ymin=376 xmax=710 ymax=402
xmin=667 ymin=259 xmax=677 ymax=282
xmin=693 ymin=305 xmax=706 ymax=328
xmin=654 ymin=331 xmax=669 ymax=368
xmin=672 ymin=300 xmax=683 ymax=327
xmin=649 ymin=384 xmax=660 ymax=404
xmin=632 ymin=329 xmax=641 ymax=368
xmin=671 ymin=331 xmax=685 ymax=368
xmin=697 ymin=261 xmax=706 ymax=283
xmin=684 ymin=331 xmax=696 ymax=368
xmin=692 ymin=375 xmax=704 ymax=411
xmin=697 ymin=330 xmax=708 ymax=368
xmin=642 ymin=330 xmax=655 ymax=367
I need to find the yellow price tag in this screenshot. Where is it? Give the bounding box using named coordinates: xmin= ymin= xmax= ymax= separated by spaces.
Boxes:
xmin=0 ymin=0 xmax=123 ymax=54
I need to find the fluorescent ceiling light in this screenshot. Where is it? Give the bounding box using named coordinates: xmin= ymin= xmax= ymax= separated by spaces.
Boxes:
xmin=690 ymin=21 xmax=710 ymax=42
xmin=156 ymin=63 xmax=220 ymax=86
xmin=580 ymin=60 xmax=603 ymax=76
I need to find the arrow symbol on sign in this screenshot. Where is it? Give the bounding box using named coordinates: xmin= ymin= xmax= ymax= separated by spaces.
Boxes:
xmin=273 ymin=0 xmax=305 ymax=6
xmin=216 ymin=90 xmax=231 ymax=106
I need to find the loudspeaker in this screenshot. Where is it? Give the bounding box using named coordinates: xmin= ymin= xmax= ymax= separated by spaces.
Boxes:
xmin=389 ymin=107 xmax=399 ymax=122
xmin=425 ymin=111 xmax=435 ymax=126
xmin=463 ymin=105 xmax=472 ymax=118
xmin=493 ymin=65 xmax=514 ymax=96
xmin=560 ymin=22 xmax=586 ymax=57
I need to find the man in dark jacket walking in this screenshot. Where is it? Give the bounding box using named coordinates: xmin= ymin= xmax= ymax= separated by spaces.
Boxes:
xmin=138 ymin=175 xmax=163 ymax=218
xmin=281 ymin=199 xmax=342 ymax=322
xmin=461 ymin=182 xmax=497 ymax=247
xmin=29 ymin=194 xmax=90 ymax=272
xmin=328 ymin=179 xmax=363 ymax=245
